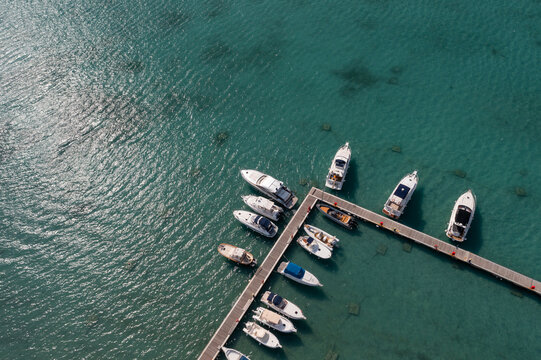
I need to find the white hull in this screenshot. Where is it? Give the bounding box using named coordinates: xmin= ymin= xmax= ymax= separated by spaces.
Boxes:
xmin=261 ymin=291 xmax=306 ymax=320
xmin=240 ymin=169 xmax=298 ymax=209
xmin=325 ymin=142 xmax=351 ymax=190
xmin=303 ymin=224 xmax=339 ymax=250
xmin=382 ymin=170 xmax=419 ymax=219
xmin=297 ymin=236 xmax=332 ymax=259
xmin=252 ymin=307 xmax=297 ymax=333
xmin=241 ymin=195 xmax=283 ymax=221
xmin=222 ymin=347 xmax=251 ymax=360
xmin=233 ymin=210 xmax=278 ymax=238
xmin=277 ymin=261 xmax=323 ymax=287
xmin=243 ymin=322 xmax=282 ymax=349
xmin=446 ymin=189 xmax=476 ymax=242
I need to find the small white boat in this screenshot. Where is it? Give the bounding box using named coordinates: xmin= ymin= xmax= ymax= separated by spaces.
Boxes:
xmin=241 ymin=195 xmax=283 ymax=221
xmin=240 ymin=169 xmax=298 ymax=209
xmin=252 ymin=307 xmax=297 ymax=333
xmin=221 ymin=347 xmax=251 ymax=360
xmin=297 ymin=236 xmax=332 ymax=259
xmin=233 ymin=210 xmax=278 ymax=238
xmin=325 ymin=142 xmax=351 ymax=190
xmin=382 ymin=170 xmax=419 ymax=219
xmin=217 ymin=243 xmax=256 ymax=266
xmin=261 ymin=291 xmax=306 ymax=320
xmin=303 ymin=224 xmax=339 ymax=250
xmin=277 ymin=261 xmax=323 ymax=287
xmin=445 ymin=189 xmax=476 ymax=242
xmin=243 ymin=321 xmax=282 ymax=349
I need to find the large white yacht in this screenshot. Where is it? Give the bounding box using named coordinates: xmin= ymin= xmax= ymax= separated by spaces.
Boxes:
xmin=241 ymin=195 xmax=283 ymax=221
xmin=382 ymin=170 xmax=419 ymax=219
xmin=243 ymin=322 xmax=282 ymax=349
xmin=240 ymin=170 xmax=298 ymax=209
xmin=325 ymin=142 xmax=351 ymax=190
xmin=261 ymin=291 xmax=306 ymax=320
xmin=445 ymin=189 xmax=476 ymax=242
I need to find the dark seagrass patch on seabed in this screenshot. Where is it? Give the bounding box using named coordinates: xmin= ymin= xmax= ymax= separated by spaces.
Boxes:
xmin=514 ymin=187 xmax=527 ymax=197
xmin=332 ymin=60 xmax=379 ymax=97
xmin=452 ymin=169 xmax=467 ymax=178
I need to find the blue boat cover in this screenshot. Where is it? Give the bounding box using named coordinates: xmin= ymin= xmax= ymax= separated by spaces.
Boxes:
xmin=240 ymin=357 xmax=249 ymax=360
xmin=393 ymin=185 xmax=410 ymax=199
xmin=257 ymin=216 xmax=272 ymax=231
xmin=267 ymin=292 xmax=275 ymax=301
xmin=306 ymin=237 xmax=314 ymax=245
xmin=284 ymin=262 xmax=305 ymax=279
xmin=272 ymin=295 xmax=283 ymax=306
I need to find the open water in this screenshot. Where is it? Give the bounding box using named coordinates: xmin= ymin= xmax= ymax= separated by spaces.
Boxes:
xmin=1 ymin=0 xmax=540 ymax=359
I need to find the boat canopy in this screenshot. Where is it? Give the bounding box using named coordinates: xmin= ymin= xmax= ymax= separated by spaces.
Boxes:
xmin=256 ymin=216 xmax=272 ymax=231
xmin=456 ymin=206 xmax=472 ymax=225
xmin=393 ymin=185 xmax=411 ymax=199
xmin=261 ymin=310 xmax=280 ymax=325
xmin=306 ymin=237 xmax=314 ymax=245
xmin=284 ymin=262 xmax=305 ymax=279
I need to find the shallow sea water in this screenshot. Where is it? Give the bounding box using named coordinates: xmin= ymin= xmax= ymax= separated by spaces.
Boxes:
xmin=0 ymin=0 xmax=540 ymax=359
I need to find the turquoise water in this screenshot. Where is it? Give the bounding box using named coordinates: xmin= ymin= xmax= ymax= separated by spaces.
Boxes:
xmin=1 ymin=0 xmax=540 ymax=359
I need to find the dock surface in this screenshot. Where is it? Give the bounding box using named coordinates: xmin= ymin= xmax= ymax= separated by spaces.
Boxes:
xmin=199 ymin=187 xmax=539 ymax=360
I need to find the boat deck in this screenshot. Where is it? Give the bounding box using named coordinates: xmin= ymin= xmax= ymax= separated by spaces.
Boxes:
xmin=198 ymin=187 xmax=539 ymax=360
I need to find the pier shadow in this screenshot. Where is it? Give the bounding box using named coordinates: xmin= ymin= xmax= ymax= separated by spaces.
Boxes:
xmin=400 ymin=187 xmax=426 ymax=232
xmin=456 ymin=209 xmax=483 ymax=253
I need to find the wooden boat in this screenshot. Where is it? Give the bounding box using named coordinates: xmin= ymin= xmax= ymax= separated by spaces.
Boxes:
xmin=221 ymin=347 xmax=251 ymax=360
xmin=241 ymin=195 xmax=283 ymax=221
xmin=303 ymin=224 xmax=339 ymax=250
xmin=261 ymin=291 xmax=306 ymax=320
xmin=445 ymin=189 xmax=476 ymax=242
xmin=316 ymin=204 xmax=357 ymax=229
xmin=252 ymin=307 xmax=297 ymax=333
xmin=383 ymin=170 xmax=419 ymax=219
xmin=277 ymin=261 xmax=323 ymax=287
xmin=240 ymin=169 xmax=298 ymax=209
xmin=325 ymin=142 xmax=351 ymax=190
xmin=217 ymin=243 xmax=256 ymax=266
xmin=297 ymin=236 xmax=333 ymax=259
xmin=243 ymin=322 xmax=282 ymax=348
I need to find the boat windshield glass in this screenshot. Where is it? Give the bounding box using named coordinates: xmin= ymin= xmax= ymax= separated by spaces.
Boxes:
xmin=240 ymin=357 xmax=249 ymax=360
xmin=284 ymin=262 xmax=305 ymax=279
xmin=456 ymin=206 xmax=472 ymax=225
xmin=335 ymin=159 xmax=346 ymax=168
xmin=257 ymin=216 xmax=272 ymax=231
xmin=393 ymin=185 xmax=411 ymax=199
xmin=306 ymin=237 xmax=314 ymax=245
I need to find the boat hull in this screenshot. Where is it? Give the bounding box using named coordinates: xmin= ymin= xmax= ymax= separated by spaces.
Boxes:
xmin=233 ymin=210 xmax=278 ymax=238
xmin=445 ymin=190 xmax=476 ymax=242
xmin=222 ymin=347 xmax=251 ymax=360
xmin=243 ymin=322 xmax=282 ymax=349
xmin=252 ymin=307 xmax=297 ymax=333
xmin=316 ymin=204 xmax=357 ymax=230
xmin=303 ymin=224 xmax=339 ymax=250
xmin=261 ymin=291 xmax=306 ymax=320
xmin=277 ymin=261 xmax=323 ymax=287
xmin=241 ymin=195 xmax=283 ymax=221
xmin=240 ymin=169 xmax=298 ymax=209
xmin=297 ymin=236 xmax=332 ymax=259
xmin=325 ymin=142 xmax=351 ymax=190
xmin=217 ymin=243 xmax=256 ymax=266
xmin=382 ymin=170 xmax=419 ymax=219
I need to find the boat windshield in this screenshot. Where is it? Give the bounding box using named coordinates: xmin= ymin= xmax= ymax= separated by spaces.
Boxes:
xmin=452 ymin=223 xmax=465 ymax=236
xmin=393 ymin=185 xmax=411 ymax=199
xmin=269 ymin=293 xmax=285 ymax=308
xmin=257 ymin=216 xmax=272 ymax=231
xmin=306 ymin=237 xmax=314 ymax=245
xmin=335 ymin=159 xmax=346 ymax=168
xmin=284 ymin=262 xmax=305 ymax=279
xmin=456 ymin=206 xmax=472 ymax=225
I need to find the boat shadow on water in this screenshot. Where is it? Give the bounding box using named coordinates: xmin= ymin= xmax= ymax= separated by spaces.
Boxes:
xmin=456 ymin=210 xmax=483 ymax=254
xmin=335 ymin=159 xmax=359 ymax=197
xmin=398 ymin=187 xmax=426 ymax=231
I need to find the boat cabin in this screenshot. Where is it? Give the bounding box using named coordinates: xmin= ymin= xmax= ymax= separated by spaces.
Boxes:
xmin=284 ymin=262 xmax=305 ymax=279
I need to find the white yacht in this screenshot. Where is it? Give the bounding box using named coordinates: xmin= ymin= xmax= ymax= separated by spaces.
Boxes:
xmin=233 ymin=210 xmax=278 ymax=238
xmin=240 ymin=169 xmax=298 ymax=209
xmin=277 ymin=261 xmax=323 ymax=287
xmin=243 ymin=322 xmax=282 ymax=349
xmin=325 ymin=142 xmax=351 ymax=190
xmin=241 ymin=195 xmax=283 ymax=221
xmin=382 ymin=170 xmax=419 ymax=219
xmin=261 ymin=291 xmax=306 ymax=320
xmin=446 ymin=189 xmax=476 ymax=242
xmin=297 ymin=236 xmax=333 ymax=259
xmin=221 ymin=347 xmax=251 ymax=360
xmin=303 ymin=224 xmax=339 ymax=250
xmin=252 ymin=307 xmax=297 ymax=333
xmin=217 ymin=243 xmax=256 ymax=266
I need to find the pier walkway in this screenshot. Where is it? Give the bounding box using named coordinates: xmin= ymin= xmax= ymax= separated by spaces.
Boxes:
xmin=199 ymin=187 xmax=539 ymax=360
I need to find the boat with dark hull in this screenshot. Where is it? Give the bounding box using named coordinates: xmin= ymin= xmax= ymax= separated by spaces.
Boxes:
xmin=316 ymin=204 xmax=357 ymax=229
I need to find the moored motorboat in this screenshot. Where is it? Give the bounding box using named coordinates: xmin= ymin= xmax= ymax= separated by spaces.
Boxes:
xmin=316 ymin=204 xmax=357 ymax=229
xmin=325 ymin=142 xmax=351 ymax=190
xmin=303 ymin=224 xmax=339 ymax=250
xmin=297 ymin=236 xmax=332 ymax=259
xmin=233 ymin=210 xmax=278 ymax=238
xmin=221 ymin=347 xmax=251 ymax=360
xmin=445 ymin=189 xmax=476 ymax=242
xmin=240 ymin=169 xmax=298 ymax=209
xmin=261 ymin=291 xmax=306 ymax=320
xmin=241 ymin=195 xmax=283 ymax=221
xmin=217 ymin=243 xmax=256 ymax=266
xmin=243 ymin=321 xmax=282 ymax=349
xmin=382 ymin=170 xmax=419 ymax=219
xmin=252 ymin=307 xmax=297 ymax=333
xmin=277 ymin=261 xmax=323 ymax=287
